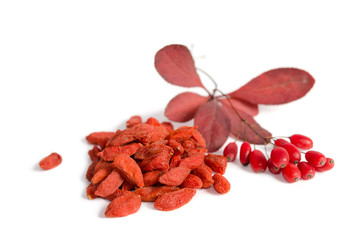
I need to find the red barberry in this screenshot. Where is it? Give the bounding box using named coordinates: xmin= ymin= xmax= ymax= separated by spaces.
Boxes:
xmin=305 ymin=151 xmax=326 ymax=167
xmin=249 ymin=149 xmax=267 ymax=173
xmin=280 ymin=143 xmax=301 ymax=164
xmin=282 ymin=163 xmax=301 ymax=183
xmin=223 ymin=142 xmax=238 ymax=162
xmin=290 ymin=134 xmax=313 ymax=150
xmin=315 ymin=158 xmax=334 ymax=172
xmin=270 ymin=147 xmax=289 ymax=168
xmin=274 ymin=138 xmax=289 ymax=147
xmin=297 ymin=162 xmax=315 ymax=180
xmin=267 ymin=158 xmax=281 ymax=174
xmin=239 ymin=141 xmax=251 ymax=166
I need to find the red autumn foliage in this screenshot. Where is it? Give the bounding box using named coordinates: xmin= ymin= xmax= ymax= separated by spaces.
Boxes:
xmin=155 ymin=44 xmax=315 ymax=151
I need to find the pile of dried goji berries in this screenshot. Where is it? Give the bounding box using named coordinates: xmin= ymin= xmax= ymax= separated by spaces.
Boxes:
xmin=85 ymin=116 xmax=230 ymax=217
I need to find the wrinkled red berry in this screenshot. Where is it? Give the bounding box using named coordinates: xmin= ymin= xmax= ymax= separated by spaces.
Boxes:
xmin=297 ymin=162 xmax=315 ymax=180
xmin=223 ymin=142 xmax=238 ymax=162
xmin=315 ymin=158 xmax=334 ymax=172
xmin=280 ymin=143 xmax=301 ymax=164
xmin=290 ymin=134 xmax=313 ymax=150
xmin=39 ymin=153 xmax=62 ymax=170
xmin=282 ymin=163 xmax=301 ymax=183
xmin=270 ymin=147 xmax=289 ymax=168
xmin=249 ymin=149 xmax=267 ymax=173
xmin=267 ymin=158 xmax=281 ymax=174
xmin=305 ymin=151 xmax=326 ymax=167
xmin=239 ymin=141 xmax=251 ymax=166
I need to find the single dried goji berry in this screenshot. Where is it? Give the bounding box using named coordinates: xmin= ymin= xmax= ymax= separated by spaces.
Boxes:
xmin=167 ymin=138 xmax=184 ymax=155
xmin=95 ymin=169 xmax=124 ymax=198
xmin=113 ymin=154 xmax=144 ymax=188
xmin=142 ymin=125 xmax=170 ymax=144
xmin=191 ymin=129 xmax=207 ymax=148
xmin=104 ymin=191 xmax=141 ymax=217
xmin=154 ymin=188 xmax=196 ymax=211
xmin=169 ymin=155 xmax=182 ymax=169
xmin=168 ymin=126 xmax=197 ymax=142
xmin=135 ymin=186 xmax=179 ymax=202
xmin=143 ymin=170 xmax=163 ymax=186
xmin=86 ymin=183 xmax=99 ymax=200
xmin=39 ymin=152 xmax=62 ymax=170
xmin=204 ymin=153 xmax=227 ymax=175
xmin=179 ymin=152 xmax=205 ymax=170
xmin=180 ymin=174 xmax=203 ymax=189
xmin=97 ymin=143 xmax=143 ymax=161
xmin=192 ymin=162 xmax=214 ymax=188
xmin=91 ymin=165 xmax=113 ymax=184
xmin=126 ymin=115 xmax=142 ymax=128
xmin=86 ymin=132 xmax=116 ymax=149
xmin=161 ymin=121 xmax=174 ymax=132
xmin=146 ymin=117 xmax=160 ymax=126
xmin=138 ymin=147 xmax=174 ymax=172
xmin=88 ymin=145 xmax=101 ymax=162
xmin=182 ymin=139 xmax=196 ymax=152
xmin=212 ymin=173 xmax=231 ymax=194
xmin=158 ymin=166 xmax=191 ymax=186
xmin=134 ymin=142 xmax=169 ymax=160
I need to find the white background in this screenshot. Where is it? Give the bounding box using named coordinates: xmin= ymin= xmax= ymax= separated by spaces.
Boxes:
xmin=1 ymin=1 xmax=361 ymax=239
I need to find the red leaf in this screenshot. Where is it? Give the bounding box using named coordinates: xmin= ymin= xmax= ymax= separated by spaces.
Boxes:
xmin=165 ymin=92 xmax=210 ymax=122
xmin=155 ymin=44 xmax=204 ymax=88
xmin=194 ymin=99 xmax=231 ymax=152
xmin=229 ymin=68 xmax=315 ymax=105
xmin=220 ymin=99 xmax=272 ymax=144
xmin=218 ymin=97 xmax=258 ymax=117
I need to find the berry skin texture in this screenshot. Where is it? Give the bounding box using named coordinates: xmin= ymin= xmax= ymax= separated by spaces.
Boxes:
xmin=315 ymin=158 xmax=334 ymax=172
xmin=280 ymin=143 xmax=301 ymax=164
xmin=39 ymin=153 xmax=62 ymax=170
xmin=282 ymin=163 xmax=301 ymax=183
xmin=290 ymin=134 xmax=313 ymax=150
xmin=297 ymin=162 xmax=315 ymax=180
xmin=104 ymin=191 xmax=141 ymax=217
xmin=270 ymin=147 xmax=289 ymax=168
xmin=239 ymin=141 xmax=251 ymax=166
xmin=223 ymin=142 xmax=238 ymax=162
xmin=267 ymin=158 xmax=281 ymax=174
xmin=154 ymin=188 xmax=196 ymax=211
xmin=249 ymin=149 xmax=267 ymax=173
xmin=305 ymin=151 xmax=326 ymax=168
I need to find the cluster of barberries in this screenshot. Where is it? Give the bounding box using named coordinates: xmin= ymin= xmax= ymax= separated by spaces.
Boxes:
xmin=223 ymin=134 xmax=334 ymax=183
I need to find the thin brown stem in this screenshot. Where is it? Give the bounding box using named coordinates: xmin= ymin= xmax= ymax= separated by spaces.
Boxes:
xmin=215 ymin=89 xmax=269 ymax=144
xmin=196 ymin=68 xmax=218 ymax=96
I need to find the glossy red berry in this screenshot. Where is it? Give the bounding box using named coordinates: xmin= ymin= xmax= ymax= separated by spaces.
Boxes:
xmin=274 ymin=138 xmax=289 ymax=147
xmin=280 ymin=143 xmax=301 ymax=164
xmin=239 ymin=141 xmax=251 ymax=166
xmin=270 ymin=147 xmax=289 ymax=168
xmin=223 ymin=142 xmax=238 ymax=162
xmin=267 ymin=158 xmax=281 ymax=174
xmin=290 ymin=134 xmax=313 ymax=150
xmin=297 ymin=162 xmax=315 ymax=180
xmin=315 ymin=158 xmax=334 ymax=172
xmin=305 ymin=151 xmax=326 ymax=167
xmin=249 ymin=149 xmax=267 ymax=173
xmin=282 ymin=163 xmax=301 ymax=183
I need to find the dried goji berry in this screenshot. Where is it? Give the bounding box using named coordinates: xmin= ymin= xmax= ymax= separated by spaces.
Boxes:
xmin=191 ymin=129 xmax=207 ymax=148
xmin=161 ymin=121 xmax=174 ymax=132
xmin=192 ymin=162 xmax=214 ymax=188
xmin=135 ymin=186 xmax=179 ymax=202
xmin=86 ymin=183 xmax=99 ymax=200
xmin=167 ymin=139 xmax=184 ymax=155
xmin=106 ymin=124 xmax=155 ymax=147
xmin=113 ymin=154 xmax=144 ymax=188
xmin=126 ymin=115 xmax=142 ymax=128
xmin=146 ymin=117 xmax=160 ymax=126
xmin=204 ymin=153 xmax=227 ymax=175
xmin=91 ymin=165 xmax=113 ymax=184
xmin=86 ymin=132 xmax=116 ymax=149
xmin=88 ymin=145 xmax=101 ymax=162
xmin=158 ymin=166 xmax=191 ymax=186
xmin=143 ymin=170 xmax=163 ymax=187
xmin=104 ymin=191 xmax=141 ymax=217
xmin=179 ymin=152 xmax=205 ymax=170
xmin=154 ymin=188 xmax=196 ymax=211
xmin=97 ymin=143 xmax=142 ymax=161
xmin=95 ymin=169 xmax=124 ymax=197
xmin=138 ymin=147 xmax=174 ymax=172
xmin=169 ymin=155 xmax=182 ymax=169
xmin=180 ymin=174 xmax=203 ymax=189
xmin=212 ymin=173 xmax=231 ymax=194
xmin=39 ymin=152 xmax=62 ymax=170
